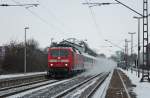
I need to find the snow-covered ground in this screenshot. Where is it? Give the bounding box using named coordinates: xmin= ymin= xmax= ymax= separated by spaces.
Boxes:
xmin=121 ymin=68 xmax=150 ymax=98
xmin=7 ymin=78 xmax=74 ymax=98
xmin=0 ymin=72 xmax=46 ymax=80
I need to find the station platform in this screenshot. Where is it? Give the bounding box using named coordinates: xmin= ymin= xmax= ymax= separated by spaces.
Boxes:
xmin=105 ymin=69 xmax=136 ymax=98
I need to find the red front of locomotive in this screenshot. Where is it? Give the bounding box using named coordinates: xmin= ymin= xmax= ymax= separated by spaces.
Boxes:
xmin=48 ymin=47 xmax=74 ymax=75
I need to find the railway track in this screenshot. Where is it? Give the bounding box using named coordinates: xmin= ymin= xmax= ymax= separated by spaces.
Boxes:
xmin=0 ymin=73 xmax=46 ymax=89
xmin=0 ymin=73 xmax=56 ymax=97
xmin=17 ymin=72 xmax=110 ymax=98
xmin=82 ymin=73 xmax=109 ymax=98
xmin=56 ymin=72 xmax=109 ymax=98
xmin=2 ymin=72 xmax=110 ymax=98
xmin=2 ymin=73 xmax=85 ymax=98
xmin=0 ymin=79 xmax=58 ymax=97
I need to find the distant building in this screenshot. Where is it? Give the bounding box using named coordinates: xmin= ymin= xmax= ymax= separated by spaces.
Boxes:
xmin=0 ymin=46 xmax=6 ymax=60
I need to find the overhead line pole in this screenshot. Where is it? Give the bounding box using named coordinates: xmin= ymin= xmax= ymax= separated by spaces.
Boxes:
xmin=141 ymin=0 xmax=149 ymax=82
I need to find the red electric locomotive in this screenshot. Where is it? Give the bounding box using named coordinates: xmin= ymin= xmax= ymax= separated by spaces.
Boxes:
xmin=47 ymin=45 xmax=97 ymax=77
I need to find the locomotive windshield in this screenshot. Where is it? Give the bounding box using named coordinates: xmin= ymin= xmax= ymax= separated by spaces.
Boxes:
xmin=50 ymin=49 xmax=69 ymax=57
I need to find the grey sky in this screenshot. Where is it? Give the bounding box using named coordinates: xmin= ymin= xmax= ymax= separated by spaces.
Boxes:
xmin=0 ymin=0 xmax=147 ymax=56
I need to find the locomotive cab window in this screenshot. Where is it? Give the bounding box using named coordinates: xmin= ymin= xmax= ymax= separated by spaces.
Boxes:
xmin=49 ymin=49 xmax=69 ymax=57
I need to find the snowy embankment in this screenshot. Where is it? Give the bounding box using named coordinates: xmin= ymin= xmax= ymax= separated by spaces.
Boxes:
xmin=120 ymin=68 xmax=150 ymax=98
xmin=0 ymin=72 xmax=46 ymax=80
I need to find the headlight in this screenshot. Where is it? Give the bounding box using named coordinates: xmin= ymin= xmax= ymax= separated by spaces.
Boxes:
xmin=50 ymin=64 xmax=53 ymax=66
xmin=65 ymin=64 xmax=68 ymax=67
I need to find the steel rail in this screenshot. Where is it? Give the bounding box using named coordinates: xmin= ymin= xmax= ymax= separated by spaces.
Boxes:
xmin=86 ymin=72 xmax=110 ymax=98
xmin=0 ymin=79 xmax=57 ymax=97
xmin=1 ymin=74 xmax=85 ymax=97
xmin=0 ymin=74 xmax=46 ymax=89
xmin=53 ymin=73 xmax=108 ymax=98
xmin=0 ymin=79 xmax=48 ymax=91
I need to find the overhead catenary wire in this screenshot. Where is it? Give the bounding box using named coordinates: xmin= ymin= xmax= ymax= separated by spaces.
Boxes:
xmin=84 ymin=0 xmax=103 ymax=37
xmin=26 ymin=9 xmax=65 ymax=34
xmin=34 ymin=0 xmax=74 ymax=34
xmin=11 ymin=0 xmax=65 ymax=34
xmin=84 ymin=0 xmax=122 ymax=54
xmin=116 ymin=39 xmax=125 ymax=46
xmin=26 ymin=8 xmax=58 ymax=30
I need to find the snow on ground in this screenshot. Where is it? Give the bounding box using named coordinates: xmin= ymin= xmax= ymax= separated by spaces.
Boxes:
xmin=120 ymin=68 xmax=150 ymax=98
xmin=0 ymin=72 xmax=46 ymax=80
xmin=7 ymin=78 xmax=73 ymax=98
xmin=65 ymin=76 xmax=100 ymax=98
xmin=72 ymin=80 xmax=96 ymax=96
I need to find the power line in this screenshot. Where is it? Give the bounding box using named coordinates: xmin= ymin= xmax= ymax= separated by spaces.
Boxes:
xmin=83 ymin=2 xmax=119 ymax=7
xmin=26 ymin=8 xmax=57 ymax=29
xmin=84 ymin=0 xmax=102 ymax=36
xmin=104 ymin=39 xmax=124 ymax=50
xmin=114 ymin=0 xmax=142 ymax=16
xmin=36 ymin=1 xmax=73 ymax=34
xmin=11 ymin=0 xmax=65 ymax=33
xmin=0 ymin=0 xmax=38 ymax=7
xmin=116 ymin=39 xmax=125 ymax=46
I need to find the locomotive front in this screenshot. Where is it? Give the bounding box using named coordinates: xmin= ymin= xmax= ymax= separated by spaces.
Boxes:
xmin=47 ymin=47 xmax=73 ymax=76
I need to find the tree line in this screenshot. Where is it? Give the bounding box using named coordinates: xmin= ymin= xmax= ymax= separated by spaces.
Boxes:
xmin=110 ymin=51 xmax=138 ymax=68
xmin=0 ymin=39 xmax=48 ymax=74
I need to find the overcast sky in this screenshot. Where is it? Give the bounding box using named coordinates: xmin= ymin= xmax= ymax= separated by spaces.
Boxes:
xmin=0 ymin=0 xmax=148 ymax=56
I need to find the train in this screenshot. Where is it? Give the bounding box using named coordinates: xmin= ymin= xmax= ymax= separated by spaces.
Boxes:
xmin=47 ymin=46 xmax=97 ymax=77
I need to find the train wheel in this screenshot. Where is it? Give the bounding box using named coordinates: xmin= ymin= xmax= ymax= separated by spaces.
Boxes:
xmin=45 ymin=71 xmax=51 ymax=79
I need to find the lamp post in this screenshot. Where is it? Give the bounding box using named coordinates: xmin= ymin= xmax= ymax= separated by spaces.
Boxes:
xmin=128 ymin=32 xmax=136 ymax=73
xmin=125 ymin=39 xmax=130 ymax=70
xmin=24 ymin=27 xmax=29 ymax=73
xmin=133 ymin=16 xmax=142 ymax=77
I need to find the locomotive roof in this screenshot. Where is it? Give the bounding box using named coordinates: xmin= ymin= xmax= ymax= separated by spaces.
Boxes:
xmin=49 ymin=47 xmax=82 ymax=54
xmin=49 ymin=47 xmax=73 ymax=49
